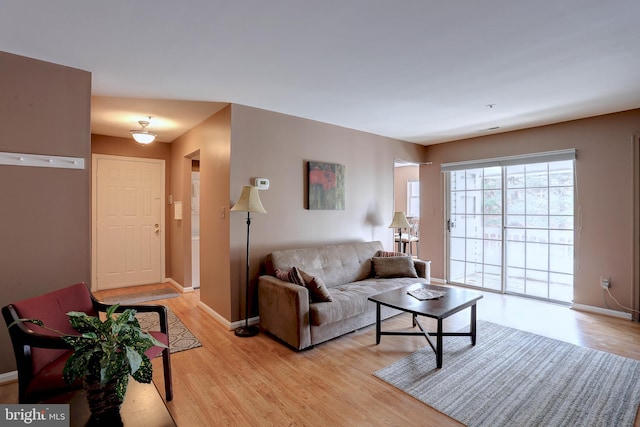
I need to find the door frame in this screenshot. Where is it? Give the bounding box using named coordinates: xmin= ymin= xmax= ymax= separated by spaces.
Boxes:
xmin=91 ymin=154 xmax=166 ymax=291
xmin=633 ymin=132 xmax=640 ymax=321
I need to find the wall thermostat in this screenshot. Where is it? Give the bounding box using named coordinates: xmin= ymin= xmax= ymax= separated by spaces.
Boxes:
xmin=254 ymin=178 xmax=270 ymax=190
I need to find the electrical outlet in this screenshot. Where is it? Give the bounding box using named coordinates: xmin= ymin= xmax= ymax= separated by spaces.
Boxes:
xmin=600 ymin=277 xmax=610 ymax=289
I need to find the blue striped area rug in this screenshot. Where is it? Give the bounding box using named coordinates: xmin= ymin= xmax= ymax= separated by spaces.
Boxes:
xmin=374 ymin=320 xmax=640 ymax=427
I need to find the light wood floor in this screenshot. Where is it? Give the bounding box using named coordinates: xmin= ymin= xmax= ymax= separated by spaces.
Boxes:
xmin=2 ymin=283 xmax=640 ymax=426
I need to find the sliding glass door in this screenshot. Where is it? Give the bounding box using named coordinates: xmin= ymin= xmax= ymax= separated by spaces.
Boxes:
xmin=504 ymin=161 xmax=574 ymax=302
xmin=445 ymin=151 xmax=575 ymax=304
xmin=448 ymin=167 xmax=503 ymax=291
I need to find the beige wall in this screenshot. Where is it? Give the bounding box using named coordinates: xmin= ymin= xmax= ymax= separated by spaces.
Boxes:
xmin=421 ymin=109 xmax=640 ymax=312
xmin=169 ymin=107 xmax=232 ymax=318
xmin=229 ymin=104 xmax=425 ymax=320
xmin=0 ymin=51 xmax=91 ymax=373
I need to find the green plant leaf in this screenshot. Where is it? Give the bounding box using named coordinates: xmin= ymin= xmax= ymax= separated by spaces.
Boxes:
xmin=125 ymin=345 xmax=143 ymax=374
xmin=131 ymin=356 xmax=153 ymax=383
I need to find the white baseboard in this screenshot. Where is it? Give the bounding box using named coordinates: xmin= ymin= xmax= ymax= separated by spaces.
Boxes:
xmin=571 ymin=303 xmax=633 ymax=320
xmin=430 ymin=277 xmax=446 ymax=284
xmin=0 ymin=371 xmax=17 ymax=384
xmin=165 ymin=278 xmax=195 ymax=293
xmin=197 ymin=301 xmax=259 ymax=331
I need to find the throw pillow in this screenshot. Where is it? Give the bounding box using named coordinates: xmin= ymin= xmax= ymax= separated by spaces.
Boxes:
xmin=274 ymin=267 xmax=305 ymax=286
xmin=372 ymin=256 xmax=418 ymax=279
xmin=375 ymin=250 xmax=409 ymax=258
xmin=299 ymin=269 xmax=333 ymax=302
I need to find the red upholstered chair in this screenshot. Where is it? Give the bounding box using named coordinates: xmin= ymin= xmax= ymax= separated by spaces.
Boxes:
xmin=2 ymin=282 xmax=173 ymax=403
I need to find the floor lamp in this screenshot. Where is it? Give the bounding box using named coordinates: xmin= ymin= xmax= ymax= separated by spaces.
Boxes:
xmin=388 ymin=211 xmax=411 ymax=253
xmin=231 ymin=185 xmax=267 ymax=337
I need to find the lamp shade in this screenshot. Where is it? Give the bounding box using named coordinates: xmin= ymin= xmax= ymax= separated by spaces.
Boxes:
xmin=130 ymin=130 xmax=156 ymax=144
xmin=388 ymin=211 xmax=411 ymax=229
xmin=129 ymin=118 xmax=157 ymax=144
xmin=231 ymin=186 xmax=267 ymax=213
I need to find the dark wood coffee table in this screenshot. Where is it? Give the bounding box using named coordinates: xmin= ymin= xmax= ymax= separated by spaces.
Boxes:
xmin=368 ymin=283 xmax=482 ymax=368
xmin=43 ymin=379 xmax=176 ymax=426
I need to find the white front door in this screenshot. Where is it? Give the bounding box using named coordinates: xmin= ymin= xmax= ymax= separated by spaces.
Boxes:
xmin=93 ymin=155 xmax=165 ymax=290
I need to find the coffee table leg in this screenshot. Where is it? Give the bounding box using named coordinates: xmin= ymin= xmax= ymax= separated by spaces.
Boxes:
xmin=436 ymin=318 xmax=443 ymax=368
xmin=375 ymin=302 xmax=381 ymax=345
xmin=471 ymin=303 xmax=477 ymax=346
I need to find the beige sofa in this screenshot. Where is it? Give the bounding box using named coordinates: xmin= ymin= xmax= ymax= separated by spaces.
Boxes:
xmin=258 ymin=241 xmax=430 ymax=350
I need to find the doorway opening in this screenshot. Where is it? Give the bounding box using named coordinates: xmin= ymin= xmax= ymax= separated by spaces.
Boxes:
xmin=191 ymin=156 xmax=201 ymax=289
xmin=91 ymin=154 xmax=166 ymax=290
xmin=394 ymin=159 xmax=420 ymax=257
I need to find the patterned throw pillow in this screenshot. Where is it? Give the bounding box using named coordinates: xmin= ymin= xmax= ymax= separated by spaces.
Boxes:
xmin=274 ymin=267 xmax=305 ymax=286
xmin=375 ymin=250 xmax=409 ymax=257
xmin=299 ymin=269 xmax=333 ymax=302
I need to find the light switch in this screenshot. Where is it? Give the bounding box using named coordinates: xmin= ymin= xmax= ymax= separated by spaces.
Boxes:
xmin=174 ymin=201 xmax=183 ymax=220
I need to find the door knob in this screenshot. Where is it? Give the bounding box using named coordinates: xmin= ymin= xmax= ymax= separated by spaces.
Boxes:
xmin=154 ymin=224 xmax=160 ymax=234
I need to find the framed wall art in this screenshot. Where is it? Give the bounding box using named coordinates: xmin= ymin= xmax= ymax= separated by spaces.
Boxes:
xmin=307 ymin=161 xmax=345 ymax=210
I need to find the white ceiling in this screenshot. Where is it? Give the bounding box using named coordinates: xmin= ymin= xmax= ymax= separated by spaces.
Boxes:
xmin=2 ymin=1 xmax=640 ymax=145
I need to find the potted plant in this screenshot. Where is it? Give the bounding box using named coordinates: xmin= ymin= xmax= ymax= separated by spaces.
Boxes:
xmin=12 ymin=304 xmax=166 ymax=423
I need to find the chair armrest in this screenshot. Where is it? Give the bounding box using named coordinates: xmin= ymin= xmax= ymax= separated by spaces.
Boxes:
xmin=258 ymin=275 xmax=311 ymax=350
xmin=91 ymin=296 xmax=169 ymax=335
xmin=2 ymin=305 xmax=72 ymax=350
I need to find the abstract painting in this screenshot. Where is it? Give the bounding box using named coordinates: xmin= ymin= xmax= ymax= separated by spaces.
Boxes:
xmin=307 ymin=161 xmax=345 ymax=210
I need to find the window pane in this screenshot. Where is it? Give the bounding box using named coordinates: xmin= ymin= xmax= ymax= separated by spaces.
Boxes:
xmin=451 ymin=192 xmax=465 ymax=214
xmin=483 ymin=189 xmax=501 ymax=214
xmin=550 ymin=215 xmax=573 ymax=230
xmin=506 ymin=165 xmax=525 ymax=188
xmin=484 ymin=264 xmax=502 ymax=290
xmin=450 ymin=260 xmax=465 ymax=283
xmin=506 ymin=215 xmax=525 ymax=228
xmin=525 ymin=269 xmax=548 ymax=298
xmin=549 ymin=187 xmax=573 ymax=215
xmin=526 ymin=242 xmax=548 ymax=270
xmin=466 ymin=191 xmax=481 ymax=214
xmin=450 ymin=237 xmax=465 ymax=261
xmin=466 ymin=215 xmax=483 ymax=239
xmin=483 ymin=167 xmax=502 ymax=189
xmin=549 ymin=244 xmax=573 ymax=274
xmin=484 ymin=239 xmax=502 ymax=266
xmin=506 ymin=189 xmax=525 ymax=214
xmin=451 ymin=171 xmax=465 ymax=191
xmin=484 ymin=215 xmax=502 ymax=240
xmin=549 ymin=273 xmax=573 ymax=301
xmin=506 ymin=241 xmax=525 ymax=268
xmin=451 ymin=215 xmax=465 ymax=237
xmin=549 ymin=161 xmax=574 ymax=186
xmin=466 ymin=169 xmax=483 ymax=190
xmin=526 ymin=163 xmax=548 ymax=187
xmin=526 ymin=188 xmax=548 ymax=214
xmin=549 ymin=230 xmax=573 ymax=245
xmin=466 ymin=238 xmax=483 ymax=263
xmin=506 ymin=267 xmax=525 ymax=293
xmin=526 ymin=215 xmax=548 ymax=229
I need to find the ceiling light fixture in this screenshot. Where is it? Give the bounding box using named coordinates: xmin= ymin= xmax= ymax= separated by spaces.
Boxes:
xmin=130 ymin=116 xmax=157 ymax=144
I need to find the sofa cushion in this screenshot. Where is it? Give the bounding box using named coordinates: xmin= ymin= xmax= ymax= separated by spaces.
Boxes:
xmin=299 ymin=270 xmax=333 ymax=302
xmin=266 ymin=241 xmax=384 ymax=288
xmin=308 ymin=277 xmax=425 ymax=326
xmin=275 ymin=267 xmax=305 ymax=286
xmin=372 ymin=256 xmax=418 ymax=278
